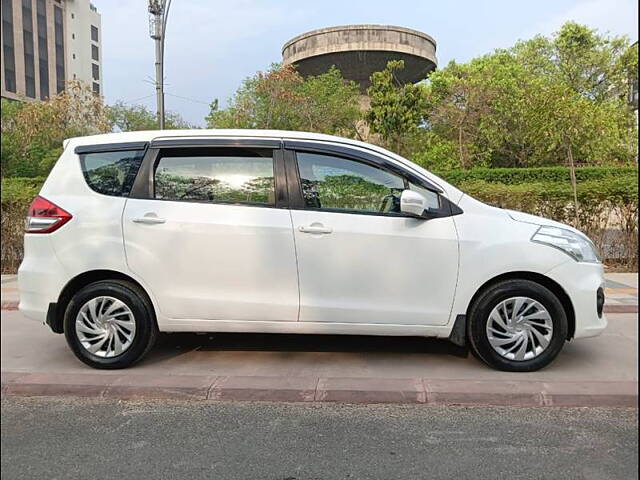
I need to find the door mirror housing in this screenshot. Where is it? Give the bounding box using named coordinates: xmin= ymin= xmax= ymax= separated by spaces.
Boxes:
xmin=400 ymin=189 xmax=428 ymax=218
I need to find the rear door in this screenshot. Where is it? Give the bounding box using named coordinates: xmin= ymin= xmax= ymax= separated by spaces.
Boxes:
xmin=122 ymin=138 xmax=299 ymax=322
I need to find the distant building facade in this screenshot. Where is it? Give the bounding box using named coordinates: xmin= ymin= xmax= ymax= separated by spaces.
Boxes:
xmin=1 ymin=0 xmax=101 ymax=102
xmin=65 ymin=0 xmax=101 ymax=95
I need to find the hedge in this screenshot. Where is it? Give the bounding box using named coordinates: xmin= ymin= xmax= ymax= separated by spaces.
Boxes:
xmin=436 ymin=165 xmax=637 ymax=186
xmin=1 ymin=167 xmax=638 ymax=272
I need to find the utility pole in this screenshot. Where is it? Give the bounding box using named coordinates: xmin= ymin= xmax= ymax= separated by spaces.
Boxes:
xmin=148 ymin=0 xmax=172 ymax=129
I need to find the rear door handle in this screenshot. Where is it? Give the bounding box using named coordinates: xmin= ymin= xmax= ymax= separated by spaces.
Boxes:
xmin=298 ymin=224 xmax=332 ymax=234
xmin=132 ymin=215 xmax=166 ymax=225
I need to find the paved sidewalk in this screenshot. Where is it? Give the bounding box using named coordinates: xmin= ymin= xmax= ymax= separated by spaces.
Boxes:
xmin=1 ymin=273 xmax=637 ymax=311
xmin=1 ymin=308 xmax=637 ymax=406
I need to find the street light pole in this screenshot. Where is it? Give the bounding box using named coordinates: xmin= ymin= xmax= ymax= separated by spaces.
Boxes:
xmin=148 ymin=0 xmax=172 ymax=129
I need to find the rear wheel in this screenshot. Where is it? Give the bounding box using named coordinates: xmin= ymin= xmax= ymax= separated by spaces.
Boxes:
xmin=64 ymin=280 xmax=157 ymax=369
xmin=467 ymin=279 xmax=568 ymax=372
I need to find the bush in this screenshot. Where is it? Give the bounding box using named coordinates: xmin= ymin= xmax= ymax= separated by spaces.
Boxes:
xmin=436 ymin=165 xmax=637 ymax=185
xmin=1 ymin=177 xmax=44 ymax=273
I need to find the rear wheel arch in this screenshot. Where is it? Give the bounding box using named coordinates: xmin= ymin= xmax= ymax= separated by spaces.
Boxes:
xmin=51 ymin=270 xmax=157 ymax=334
xmin=465 ymin=271 xmax=576 ymax=340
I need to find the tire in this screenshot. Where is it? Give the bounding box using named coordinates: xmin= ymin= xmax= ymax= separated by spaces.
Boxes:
xmin=64 ymin=280 xmax=158 ymax=369
xmin=467 ymin=279 xmax=568 ymax=372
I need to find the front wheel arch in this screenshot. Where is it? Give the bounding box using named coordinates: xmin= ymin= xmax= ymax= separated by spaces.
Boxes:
xmin=465 ymin=271 xmax=575 ymax=340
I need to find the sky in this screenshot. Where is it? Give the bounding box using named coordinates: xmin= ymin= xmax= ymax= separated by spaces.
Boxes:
xmin=96 ymin=0 xmax=639 ymax=126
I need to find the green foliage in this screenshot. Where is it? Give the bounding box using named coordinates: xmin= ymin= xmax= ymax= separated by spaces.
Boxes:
xmin=1 ymin=82 xmax=111 ymax=178
xmin=107 ymin=101 xmax=194 ymax=131
xmin=414 ymin=23 xmax=638 ymax=169
xmin=1 ymin=176 xmax=45 ymax=202
xmin=436 ymin=165 xmax=638 ymax=185
xmin=206 ymin=64 xmax=361 ymax=137
xmin=366 ymin=60 xmax=427 ymax=155
xmin=1 ymin=176 xmax=46 ymax=273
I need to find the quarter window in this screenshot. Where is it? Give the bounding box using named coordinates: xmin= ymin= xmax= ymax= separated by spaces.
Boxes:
xmin=409 ymin=182 xmax=440 ymax=211
xmin=80 ymin=150 xmax=145 ymax=197
xmin=154 ymin=148 xmax=276 ymax=205
xmin=296 ymin=152 xmax=406 ymax=214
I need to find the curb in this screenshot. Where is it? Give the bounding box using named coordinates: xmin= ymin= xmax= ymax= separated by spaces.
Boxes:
xmin=1 ymin=372 xmax=637 ymax=407
xmin=1 ymin=301 xmax=637 ymax=313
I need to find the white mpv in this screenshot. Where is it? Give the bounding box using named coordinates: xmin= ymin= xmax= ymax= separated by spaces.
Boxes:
xmin=18 ymin=130 xmax=607 ymax=371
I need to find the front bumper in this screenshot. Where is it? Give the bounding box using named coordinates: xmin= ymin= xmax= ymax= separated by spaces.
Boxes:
xmin=545 ymin=260 xmax=607 ymax=339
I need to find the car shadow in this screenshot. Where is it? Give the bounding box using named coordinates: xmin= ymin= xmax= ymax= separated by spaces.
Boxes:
xmin=148 ymin=332 xmax=468 ymax=360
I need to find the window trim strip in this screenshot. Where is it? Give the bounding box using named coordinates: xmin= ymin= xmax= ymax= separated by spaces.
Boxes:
xmin=74 ymin=142 xmax=149 ymax=155
xmin=149 ymin=138 xmax=282 ymax=149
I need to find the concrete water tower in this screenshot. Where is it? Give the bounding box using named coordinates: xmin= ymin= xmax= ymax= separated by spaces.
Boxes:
xmin=282 ymin=25 xmax=437 ymax=91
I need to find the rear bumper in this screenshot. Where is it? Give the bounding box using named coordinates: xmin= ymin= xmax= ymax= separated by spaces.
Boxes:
xmin=18 ymin=235 xmax=67 ymax=324
xmin=545 ymin=260 xmax=607 ymax=339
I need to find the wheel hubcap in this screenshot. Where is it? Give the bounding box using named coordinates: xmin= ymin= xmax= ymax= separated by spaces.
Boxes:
xmin=486 ymin=296 xmax=553 ymax=361
xmin=75 ymin=296 xmax=136 ymax=358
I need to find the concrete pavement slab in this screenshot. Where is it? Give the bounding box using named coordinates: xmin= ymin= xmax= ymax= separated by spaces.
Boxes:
xmin=209 ymin=376 xmax=317 ymax=402
xmin=315 ymin=377 xmax=426 ymax=403
xmin=426 ymin=380 xmax=547 ymax=406
xmin=104 ymin=374 xmax=217 ymax=400
xmin=542 ymin=381 xmax=639 ymax=407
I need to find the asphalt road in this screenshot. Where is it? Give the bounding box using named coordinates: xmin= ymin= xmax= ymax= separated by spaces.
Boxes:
xmin=1 ymin=396 xmax=637 ymax=480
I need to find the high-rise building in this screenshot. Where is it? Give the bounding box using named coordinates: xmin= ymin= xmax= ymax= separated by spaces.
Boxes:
xmin=65 ymin=0 xmax=101 ymax=95
xmin=0 ymin=0 xmax=101 ymax=101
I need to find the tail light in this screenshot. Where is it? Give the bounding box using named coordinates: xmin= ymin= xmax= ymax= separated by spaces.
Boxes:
xmin=25 ymin=196 xmax=72 ymax=234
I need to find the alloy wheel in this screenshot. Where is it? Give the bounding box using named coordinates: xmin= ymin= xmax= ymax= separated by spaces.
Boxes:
xmin=486 ymin=296 xmax=553 ymax=361
xmin=75 ymin=296 xmax=136 ymax=358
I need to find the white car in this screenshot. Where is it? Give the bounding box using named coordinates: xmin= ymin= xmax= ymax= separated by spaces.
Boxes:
xmin=18 ymin=130 xmax=607 ymax=371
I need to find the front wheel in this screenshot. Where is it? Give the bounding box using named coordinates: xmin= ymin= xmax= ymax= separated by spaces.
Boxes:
xmin=467 ymin=279 xmax=568 ymax=372
xmin=64 ymin=280 xmax=158 ymax=369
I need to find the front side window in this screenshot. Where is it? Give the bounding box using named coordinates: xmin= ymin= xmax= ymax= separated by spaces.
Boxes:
xmin=154 ymin=148 xmax=275 ymax=206
xmin=296 ymin=152 xmax=407 ymax=214
xmin=80 ymin=149 xmax=145 ymax=197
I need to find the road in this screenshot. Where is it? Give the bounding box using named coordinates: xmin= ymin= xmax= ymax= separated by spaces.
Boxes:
xmin=1 ymin=396 xmax=637 ymax=480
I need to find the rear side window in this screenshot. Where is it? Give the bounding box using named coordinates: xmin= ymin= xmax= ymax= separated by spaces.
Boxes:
xmin=154 ymin=147 xmax=275 ymax=205
xmin=80 ymin=150 xmax=145 ymax=197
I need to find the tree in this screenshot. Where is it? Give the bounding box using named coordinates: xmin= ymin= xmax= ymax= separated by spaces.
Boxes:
xmin=1 ymin=81 xmax=111 ymax=177
xmin=366 ymin=60 xmax=427 ymax=156
xmin=108 ymin=101 xmax=193 ymax=131
xmin=206 ymin=64 xmax=361 ymax=137
xmin=416 ymin=23 xmax=637 ymax=170
xmin=513 ymin=22 xmax=636 ymax=103
xmin=422 ymin=59 xmax=494 ymax=168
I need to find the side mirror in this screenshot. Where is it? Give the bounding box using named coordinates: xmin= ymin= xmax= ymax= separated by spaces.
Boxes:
xmin=400 ymin=189 xmax=428 ymax=218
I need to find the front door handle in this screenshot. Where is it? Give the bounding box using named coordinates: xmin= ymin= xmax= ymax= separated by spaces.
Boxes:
xmin=132 ymin=214 xmax=166 ymax=225
xmin=299 ymin=224 xmax=332 ymax=234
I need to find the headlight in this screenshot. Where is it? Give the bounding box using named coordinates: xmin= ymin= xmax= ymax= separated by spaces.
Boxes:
xmin=531 ymin=226 xmax=600 ymax=263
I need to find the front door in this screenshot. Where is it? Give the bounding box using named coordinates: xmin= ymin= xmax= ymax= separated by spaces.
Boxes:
xmin=288 ymin=149 xmax=459 ymax=326
xmin=123 ymin=143 xmax=299 ymax=322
